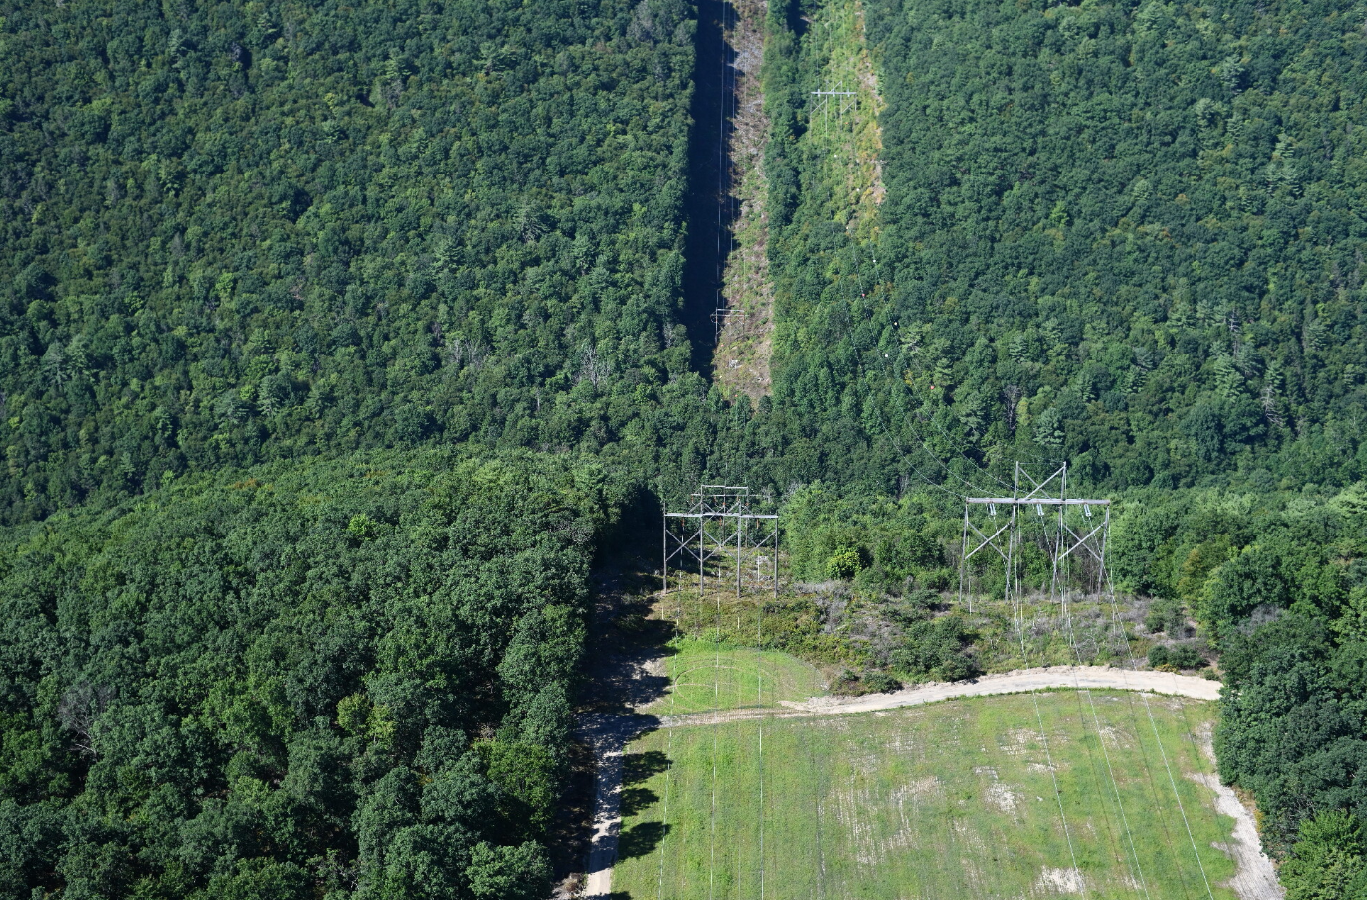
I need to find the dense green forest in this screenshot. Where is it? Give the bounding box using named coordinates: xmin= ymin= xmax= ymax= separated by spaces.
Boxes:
xmin=0 ymin=450 xmax=629 ymax=898
xmin=0 ymin=0 xmax=696 ymax=524
xmin=1118 ymin=483 xmax=1367 ymax=895
xmin=8 ymin=0 xmax=1367 ymax=530
xmin=756 ymin=0 xmax=1367 ymax=888
xmin=758 ymin=0 xmax=1367 ymax=496
xmin=4 ymin=0 xmax=1367 ymax=894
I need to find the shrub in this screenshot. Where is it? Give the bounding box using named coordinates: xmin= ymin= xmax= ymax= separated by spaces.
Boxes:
xmin=1168 ymin=644 xmax=1208 ymax=669
xmin=892 ymin=615 xmax=979 ymax=682
xmin=832 ymin=670 xmax=903 ymax=696
xmin=832 ymin=670 xmax=863 ymax=696
xmin=826 ymin=547 xmax=864 ymax=580
xmin=1149 ymin=644 xmax=1207 ymax=670
xmin=862 ymin=672 xmax=902 ymax=694
xmin=1145 ymin=597 xmax=1191 ymax=638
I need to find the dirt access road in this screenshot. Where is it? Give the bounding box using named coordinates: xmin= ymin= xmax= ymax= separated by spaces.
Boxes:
xmin=581 ymin=665 xmax=1284 ymax=899
xmin=661 ymin=664 xmax=1221 ymax=726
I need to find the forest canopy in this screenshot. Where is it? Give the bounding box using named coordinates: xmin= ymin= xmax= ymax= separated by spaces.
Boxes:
xmin=0 ymin=0 xmax=694 ymax=524
xmin=757 ymin=0 xmax=1367 ymax=499
xmin=0 ymin=449 xmax=629 ymax=899
xmin=3 ymin=0 xmax=1367 ymax=892
xmin=4 ymin=0 xmax=1367 ymax=527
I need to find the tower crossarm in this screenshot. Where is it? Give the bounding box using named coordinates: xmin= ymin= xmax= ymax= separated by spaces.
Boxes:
xmin=965 ymin=498 xmax=1110 ymax=506
xmin=665 ymin=513 xmax=779 ymax=520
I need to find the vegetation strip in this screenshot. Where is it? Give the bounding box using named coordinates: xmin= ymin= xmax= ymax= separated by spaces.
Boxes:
xmin=1 ymin=0 xmax=1364 ymax=895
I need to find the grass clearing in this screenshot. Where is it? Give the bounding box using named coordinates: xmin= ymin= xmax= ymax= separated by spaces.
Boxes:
xmin=616 ymin=689 xmax=1239 ymax=899
xmin=645 ymin=638 xmax=829 ymax=714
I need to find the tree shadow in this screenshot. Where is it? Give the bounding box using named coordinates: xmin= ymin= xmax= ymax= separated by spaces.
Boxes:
xmin=618 ymin=820 xmax=670 ymax=861
xmin=623 ymin=749 xmax=670 ymax=785
xmin=682 ymin=0 xmax=740 ymax=365
xmin=620 ymin=786 xmax=659 ymax=818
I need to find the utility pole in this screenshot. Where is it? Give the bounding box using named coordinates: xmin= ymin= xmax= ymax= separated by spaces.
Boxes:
xmin=712 ymin=307 xmax=745 ymax=342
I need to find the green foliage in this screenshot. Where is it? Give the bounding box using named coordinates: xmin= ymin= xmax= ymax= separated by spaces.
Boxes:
xmin=0 ymin=449 xmax=625 ymax=898
xmin=1110 ymin=487 xmax=1353 ymax=638
xmin=4 ymin=0 xmax=1365 ymax=541
xmin=861 ymin=671 xmax=902 ymax=694
xmin=195 ymin=858 xmax=309 ymax=900
xmin=1217 ymin=614 xmax=1367 ymax=850
xmin=1200 ymin=544 xmax=1290 ymax=640
xmin=346 ymin=514 xmax=380 ymax=543
xmin=891 ymin=614 xmax=979 ymax=682
xmin=0 ymin=0 xmax=695 ymax=524
xmin=477 ymin=740 xmax=559 ymax=839
xmin=1108 ymin=482 xmax=1367 ymax=863
xmin=832 ymin=668 xmax=903 ymax=696
xmin=2 ymin=0 xmax=1366 ymax=893
xmin=825 ymin=547 xmax=863 ymax=580
xmin=783 ymin=485 xmax=952 ymax=588
xmin=753 ymin=0 xmax=1367 ymax=501
xmin=1144 ymin=597 xmax=1191 ymax=639
xmin=753 ymin=596 xmax=863 ymax=665
xmin=1280 ymin=810 xmax=1367 ymax=900
xmin=465 ymin=841 xmax=551 ymax=900
xmin=1147 ymin=644 xmax=1206 ymax=671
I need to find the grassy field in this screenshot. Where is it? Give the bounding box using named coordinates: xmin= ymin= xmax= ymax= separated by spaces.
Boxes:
xmin=643 ymin=638 xmax=829 ymax=715
xmin=615 ymin=689 xmax=1239 ymax=899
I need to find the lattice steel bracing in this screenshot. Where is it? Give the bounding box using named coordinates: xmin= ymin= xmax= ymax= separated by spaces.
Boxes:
xmin=711 ymin=308 xmax=745 ymax=342
xmin=957 ymin=463 xmax=1111 ymax=621
xmin=810 ymin=81 xmax=857 ymax=137
xmin=663 ymin=486 xmax=779 ymax=598
xmin=689 ymin=484 xmax=751 ymax=516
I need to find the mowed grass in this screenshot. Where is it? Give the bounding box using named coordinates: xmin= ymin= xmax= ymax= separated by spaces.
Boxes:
xmin=644 ymin=638 xmax=829 ymax=715
xmin=615 ymin=690 xmax=1239 ymax=899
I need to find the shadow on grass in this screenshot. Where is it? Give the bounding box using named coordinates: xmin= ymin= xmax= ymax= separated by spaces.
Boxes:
xmin=621 ymin=785 xmax=659 ymax=817
xmin=623 ymin=749 xmax=670 ymax=784
xmin=618 ymin=820 xmax=670 ymax=861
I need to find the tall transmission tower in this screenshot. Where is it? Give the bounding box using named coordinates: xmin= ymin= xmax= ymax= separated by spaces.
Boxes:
xmin=712 ymin=307 xmax=746 ymax=342
xmin=663 ymin=485 xmax=779 ymax=598
xmin=956 ymin=463 xmax=1111 ymax=622
xmin=810 ymin=81 xmax=856 ymax=137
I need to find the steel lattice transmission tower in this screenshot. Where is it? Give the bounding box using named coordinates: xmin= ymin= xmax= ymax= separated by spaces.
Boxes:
xmin=663 ymin=485 xmax=779 ymax=598
xmin=957 ymin=463 xmax=1111 ymax=630
xmin=810 ymin=81 xmax=856 ymax=137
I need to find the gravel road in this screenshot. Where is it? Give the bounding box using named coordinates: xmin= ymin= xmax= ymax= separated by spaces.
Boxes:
xmin=654 ymin=665 xmax=1219 ymax=728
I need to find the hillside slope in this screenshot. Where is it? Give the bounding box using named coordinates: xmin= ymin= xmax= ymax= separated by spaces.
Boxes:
xmin=761 ymin=0 xmax=1367 ymax=493
xmin=0 ymin=0 xmax=693 ymax=523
